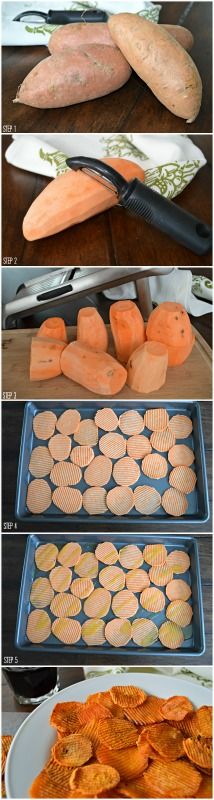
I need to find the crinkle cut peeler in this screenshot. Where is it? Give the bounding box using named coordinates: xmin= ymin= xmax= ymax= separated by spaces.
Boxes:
xmin=13 ymin=8 xmax=108 ymax=24
xmin=66 ymin=156 xmax=212 ymax=256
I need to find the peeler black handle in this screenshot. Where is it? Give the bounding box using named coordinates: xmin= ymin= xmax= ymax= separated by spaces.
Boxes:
xmin=14 ymin=9 xmax=108 ymax=23
xmin=122 ymin=179 xmax=212 ymax=256
xmin=66 ymin=157 xmax=212 ymax=256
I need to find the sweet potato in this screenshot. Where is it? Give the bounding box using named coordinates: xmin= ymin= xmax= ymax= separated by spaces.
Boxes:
xmin=37 ymin=317 xmax=68 ymax=343
xmin=13 ymin=45 xmax=131 ymax=109
xmin=77 ymin=307 xmax=108 ymax=352
xmin=30 ymin=337 xmax=66 ymax=381
xmin=22 ymin=158 xmax=145 ymax=242
xmin=110 ymin=300 xmax=145 ymax=364
xmin=146 ymin=302 xmax=195 ymax=366
xmin=161 ymin=24 xmax=194 ymax=51
xmin=127 ymin=341 xmax=168 ymax=393
xmin=108 ymin=13 xmax=202 ymax=122
xmin=48 ymin=22 xmax=115 ymax=53
xmin=60 ymin=341 xmax=127 ymax=395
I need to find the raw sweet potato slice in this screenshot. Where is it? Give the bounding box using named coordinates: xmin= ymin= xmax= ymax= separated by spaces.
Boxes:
xmin=166 ymin=579 xmax=191 ymax=602
xmin=37 ymin=317 xmax=68 ymax=343
xmin=105 ymin=618 xmax=132 ymax=647
xmin=126 ymin=569 xmax=150 ymax=592
xmin=119 ymin=410 xmax=144 ymax=435
xmin=95 ymin=408 xmax=119 ymax=431
xmin=140 ymin=586 xmax=165 ymax=612
xmin=95 ymin=542 xmax=119 ymax=565
xmin=52 ymin=732 xmax=92 ymax=767
xmin=99 ymin=565 xmax=125 ymax=591
xmin=30 ymin=577 xmax=54 ymax=608
xmin=57 ymin=542 xmax=82 ymax=567
xmin=33 ymin=410 xmax=56 ymax=440
xmin=113 ymin=457 xmax=140 ymax=486
xmin=149 ymin=564 xmax=173 ymax=586
xmin=161 ymin=488 xmax=188 ymax=516
xmin=77 ymin=307 xmax=108 ymax=352
xmin=35 ymin=542 xmax=58 ymax=571
xmin=143 ymin=758 xmax=201 ymax=797
xmin=150 ymin=428 xmax=176 ymax=452
xmin=169 ymin=465 xmax=197 ymax=494
xmin=56 ymin=409 xmax=81 ymax=435
xmin=50 ymin=592 xmax=81 ymax=617
xmin=70 ymin=445 xmax=94 ymax=467
xmin=83 ymin=587 xmax=111 ymax=618
xmin=166 ymin=600 xmax=193 ymax=627
xmin=158 ymin=620 xmax=184 ymax=649
xmin=73 ymin=419 xmax=98 ymax=446
xmin=106 ymin=486 xmax=134 ymax=515
xmin=83 ymin=487 xmax=108 ymax=515
xmin=143 ymin=544 xmax=167 ymax=566
xmin=81 ymin=618 xmax=106 ymax=646
xmin=99 ymin=432 xmax=126 ymax=459
xmin=26 ymin=609 xmax=51 ymax=643
xmin=110 ymin=301 xmax=145 ymax=365
xmin=127 ymin=435 xmax=152 ymax=459
xmin=26 ymin=478 xmax=52 ymax=514
xmin=168 ymin=444 xmax=195 ymax=467
xmin=74 ymin=552 xmax=98 ymax=579
xmin=50 ymin=461 xmax=82 ymax=486
xmin=52 ymin=617 xmax=81 ymax=644
xmin=52 ymin=486 xmax=82 ymax=514
xmin=29 ymin=445 xmax=54 ymax=478
xmin=84 ymin=455 xmax=112 ymax=487
xmin=70 ymin=763 xmax=120 ymax=796
xmin=168 ymin=414 xmax=193 ymax=439
xmin=127 ymin=341 xmax=168 ymax=393
xmin=142 ymin=453 xmax=168 ymax=479
xmin=112 ymin=590 xmax=138 ymax=618
xmin=144 ymin=408 xmax=169 ymax=432
xmin=132 ymin=619 xmax=158 ymax=647
xmin=119 ymin=545 xmax=143 ymax=569
xmin=134 ymin=485 xmax=161 ymax=515
xmin=70 ymin=577 xmax=94 ymax=599
xmin=49 ymin=565 xmax=72 ymax=592
xmin=166 ymin=550 xmax=190 ymax=573
xmin=48 ymin=434 xmax=71 ymax=461
xmin=61 ymin=341 xmax=127 ymax=396
xmin=30 ymin=336 xmax=66 ymax=381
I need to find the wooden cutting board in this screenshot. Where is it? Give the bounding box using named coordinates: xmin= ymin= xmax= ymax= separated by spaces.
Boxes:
xmin=2 ymin=325 xmax=212 ymax=401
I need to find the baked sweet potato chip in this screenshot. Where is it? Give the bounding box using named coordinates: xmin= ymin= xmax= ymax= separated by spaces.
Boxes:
xmin=69 ymin=763 xmax=120 ymax=795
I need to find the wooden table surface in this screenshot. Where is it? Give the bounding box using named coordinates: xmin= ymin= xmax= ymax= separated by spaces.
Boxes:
xmin=2 ymin=3 xmax=212 ymax=134
xmin=2 ymin=135 xmax=212 ymax=267
xmin=2 ymin=401 xmax=212 ymax=533
xmin=2 ymin=324 xmax=212 ymax=401
xmin=2 ymin=534 xmax=212 ymax=666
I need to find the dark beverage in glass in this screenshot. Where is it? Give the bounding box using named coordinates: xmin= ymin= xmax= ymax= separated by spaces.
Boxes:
xmin=3 ymin=667 xmax=59 ymax=704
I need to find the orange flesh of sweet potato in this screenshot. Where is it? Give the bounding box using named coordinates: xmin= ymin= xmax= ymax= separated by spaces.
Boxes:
xmin=60 ymin=341 xmax=127 ymax=396
xmin=127 ymin=341 xmax=168 ymax=393
xmin=22 ymin=158 xmax=145 ymax=242
xmin=146 ymin=302 xmax=194 ymax=366
xmin=110 ymin=300 xmax=145 ymax=364
xmin=30 ymin=336 xmax=66 ymax=381
xmin=108 ymin=13 xmax=202 ymax=122
xmin=37 ymin=317 xmax=68 ymax=343
xmin=77 ymin=307 xmax=108 ymax=352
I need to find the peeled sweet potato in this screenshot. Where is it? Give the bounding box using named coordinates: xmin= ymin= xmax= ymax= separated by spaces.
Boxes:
xmin=127 ymin=341 xmax=168 ymax=393
xmin=13 ymin=45 xmax=131 ymax=109
xmin=23 ymin=157 xmax=145 ymax=242
xmin=77 ymin=307 xmax=108 ymax=352
xmin=108 ymin=13 xmax=202 ymax=122
xmin=48 ymin=22 xmax=115 ymax=53
xmin=110 ymin=300 xmax=145 ymax=364
xmin=30 ymin=337 xmax=66 ymax=381
xmin=146 ymin=301 xmax=195 ymax=366
xmin=37 ymin=317 xmax=67 ymax=343
xmin=161 ymin=24 xmax=194 ymax=51
xmin=60 ymin=341 xmax=127 ymax=395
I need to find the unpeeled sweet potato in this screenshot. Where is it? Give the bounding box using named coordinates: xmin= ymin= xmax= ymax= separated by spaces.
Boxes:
xmin=48 ymin=22 xmax=116 ymax=53
xmin=13 ymin=45 xmax=131 ymax=109
xmin=60 ymin=341 xmax=127 ymax=395
xmin=22 ymin=157 xmax=145 ymax=242
xmin=108 ymin=13 xmax=202 ymax=122
xmin=161 ymin=24 xmax=194 ymax=51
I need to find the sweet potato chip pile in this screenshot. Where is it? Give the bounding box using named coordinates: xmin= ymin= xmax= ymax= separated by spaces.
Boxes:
xmin=1 ymin=735 xmax=12 ymax=798
xmin=26 ymin=408 xmax=196 ymax=518
xmin=29 ymin=686 xmax=213 ymax=798
xmin=25 ymin=540 xmax=193 ymax=650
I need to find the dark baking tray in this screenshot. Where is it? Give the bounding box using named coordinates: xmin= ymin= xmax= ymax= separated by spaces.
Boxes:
xmin=15 ymin=534 xmax=205 ymax=656
xmin=15 ymin=401 xmax=209 ymax=525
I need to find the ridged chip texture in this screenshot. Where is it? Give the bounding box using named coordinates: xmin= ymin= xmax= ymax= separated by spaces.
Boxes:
xmin=26 ymin=479 xmax=52 ymax=514
xmin=94 ymin=408 xmax=119 ymax=431
xmin=144 ymin=408 xmax=169 ymax=431
xmin=50 ymin=461 xmax=82 ymax=486
xmin=29 ymin=446 xmax=54 ymax=478
xmin=107 ymin=486 xmax=134 ymax=515
xmin=168 ymin=414 xmax=193 ymax=439
xmin=84 ymin=455 xmax=112 ymax=487
xmin=70 ymin=446 xmax=94 ymax=467
xmin=35 ymin=543 xmax=58 ymax=571
xmin=57 ymin=542 xmax=82 ymax=567
xmin=56 ymin=409 xmax=81 ymax=435
xmin=52 ymin=487 xmax=82 ymax=514
xmin=119 ymin=410 xmax=144 ymax=435
xmin=134 ymin=485 xmax=161 ymax=514
xmin=48 ymin=434 xmax=71 ymax=461
xmin=127 ymin=434 xmax=152 ymax=459
xmin=162 ymin=488 xmax=188 ymax=516
xmin=99 ymin=432 xmax=126 ymax=459
xmin=30 ymin=577 xmax=54 ymax=608
xmin=113 ymin=457 xmax=140 ymax=486
xmin=33 ymin=411 xmax=56 ymax=440
xmin=73 ymin=419 xmax=98 ymax=446
xmin=83 ymin=487 xmax=107 ymax=515
xmin=52 ymin=618 xmax=81 ymax=644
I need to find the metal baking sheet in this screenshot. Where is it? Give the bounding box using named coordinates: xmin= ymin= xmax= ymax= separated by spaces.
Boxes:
xmin=15 ymin=533 xmax=205 ymax=656
xmin=15 ymin=401 xmax=209 ymax=525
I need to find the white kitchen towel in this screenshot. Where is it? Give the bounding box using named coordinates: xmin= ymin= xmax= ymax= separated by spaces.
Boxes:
xmin=83 ymin=667 xmax=212 ymax=688
xmin=104 ymin=269 xmax=213 ymax=317
xmin=5 ymin=133 xmax=206 ymax=200
xmin=2 ymin=1 xmax=161 ymax=46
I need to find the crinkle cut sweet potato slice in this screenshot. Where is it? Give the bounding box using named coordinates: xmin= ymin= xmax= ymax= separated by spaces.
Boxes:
xmin=29 ymin=757 xmax=73 ymax=798
xmin=96 ymin=742 xmax=148 ymax=782
xmin=126 ymin=695 xmax=164 ymax=725
xmin=69 ymin=763 xmax=120 ymax=796
xmin=161 ymin=695 xmax=194 ymax=721
xmin=143 ymin=758 xmax=202 ymax=798
xmin=52 ymin=732 xmax=92 ymax=767
xmin=110 ymin=685 xmax=147 ymax=708
xmin=147 ymin=722 xmax=184 ymax=760
xmin=50 ymin=702 xmax=83 ymax=735
xmin=183 ymin=737 xmax=212 ymax=770
xmin=97 ymin=717 xmax=138 ymax=750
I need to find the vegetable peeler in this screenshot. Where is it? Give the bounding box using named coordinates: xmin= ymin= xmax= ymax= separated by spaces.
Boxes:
xmin=66 ymin=156 xmax=212 ymax=256
xmin=13 ymin=8 xmax=108 ymax=24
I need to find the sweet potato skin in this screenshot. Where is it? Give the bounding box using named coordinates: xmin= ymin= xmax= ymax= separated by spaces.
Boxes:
xmin=60 ymin=341 xmax=127 ymax=396
xmin=14 ymin=45 xmax=131 ymax=109
xmin=48 ymin=22 xmax=115 ymax=53
xmin=161 ymin=24 xmax=194 ymax=51
xmin=108 ymin=13 xmax=202 ymax=122
xmin=22 ymin=157 xmax=145 ymax=242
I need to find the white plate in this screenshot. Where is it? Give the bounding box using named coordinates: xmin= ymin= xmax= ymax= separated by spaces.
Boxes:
xmin=5 ymin=672 xmax=212 ymax=799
